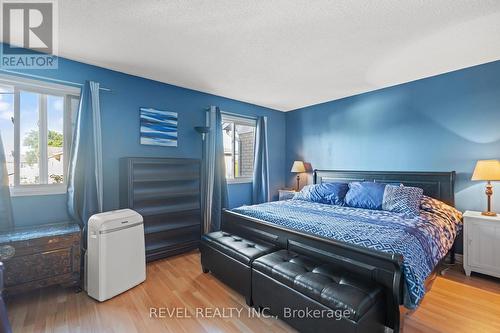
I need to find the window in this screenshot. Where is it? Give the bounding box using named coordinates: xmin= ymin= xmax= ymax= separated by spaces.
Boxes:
xmin=0 ymin=74 xmax=80 ymax=196
xmin=221 ymin=114 xmax=256 ymax=183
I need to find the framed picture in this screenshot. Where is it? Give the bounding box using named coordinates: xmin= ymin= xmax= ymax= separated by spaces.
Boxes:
xmin=140 ymin=107 xmax=178 ymax=147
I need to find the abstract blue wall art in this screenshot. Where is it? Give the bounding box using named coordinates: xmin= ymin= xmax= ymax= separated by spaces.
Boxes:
xmin=140 ymin=107 xmax=178 ymax=147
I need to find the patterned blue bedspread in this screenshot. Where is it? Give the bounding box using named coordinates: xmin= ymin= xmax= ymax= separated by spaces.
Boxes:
xmin=232 ymin=200 xmax=460 ymax=308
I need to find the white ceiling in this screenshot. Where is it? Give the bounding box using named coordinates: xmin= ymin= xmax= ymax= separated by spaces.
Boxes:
xmin=55 ymin=1 xmax=500 ymax=110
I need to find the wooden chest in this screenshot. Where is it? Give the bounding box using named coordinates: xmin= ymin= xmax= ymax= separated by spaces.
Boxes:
xmin=0 ymin=222 xmax=81 ymax=295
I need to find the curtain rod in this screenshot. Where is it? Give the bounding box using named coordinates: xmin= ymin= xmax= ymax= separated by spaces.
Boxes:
xmin=204 ymin=107 xmax=258 ymax=120
xmin=0 ymin=69 xmax=112 ymax=92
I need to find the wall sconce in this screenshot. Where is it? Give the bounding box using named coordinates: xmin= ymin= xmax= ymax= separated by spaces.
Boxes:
xmin=194 ymin=126 xmax=210 ymax=141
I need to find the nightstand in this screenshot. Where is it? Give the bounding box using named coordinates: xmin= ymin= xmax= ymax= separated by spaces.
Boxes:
xmin=278 ymin=189 xmax=296 ymax=201
xmin=463 ymin=211 xmax=500 ymax=278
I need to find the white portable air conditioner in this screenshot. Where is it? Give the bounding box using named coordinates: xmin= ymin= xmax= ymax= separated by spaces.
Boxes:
xmin=85 ymin=209 xmax=146 ymax=302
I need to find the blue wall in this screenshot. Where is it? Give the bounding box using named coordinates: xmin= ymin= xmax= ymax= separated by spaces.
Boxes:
xmin=286 ymin=60 xmax=500 ymax=217
xmin=8 ymin=55 xmax=286 ymax=226
xmin=8 ymin=50 xmax=500 ymax=234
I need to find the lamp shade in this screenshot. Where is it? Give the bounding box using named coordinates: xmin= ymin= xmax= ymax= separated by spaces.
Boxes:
xmin=291 ymin=161 xmax=306 ymax=173
xmin=471 ymin=160 xmax=500 ymax=181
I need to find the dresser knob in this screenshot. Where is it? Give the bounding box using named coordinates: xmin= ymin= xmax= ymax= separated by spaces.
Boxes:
xmin=0 ymin=245 xmax=15 ymax=260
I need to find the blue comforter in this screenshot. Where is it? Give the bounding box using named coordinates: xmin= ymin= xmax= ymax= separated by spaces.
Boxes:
xmin=232 ymin=200 xmax=460 ymax=308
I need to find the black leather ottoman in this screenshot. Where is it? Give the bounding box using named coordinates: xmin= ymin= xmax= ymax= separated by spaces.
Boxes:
xmin=200 ymin=231 xmax=276 ymax=305
xmin=252 ymin=250 xmax=386 ymax=333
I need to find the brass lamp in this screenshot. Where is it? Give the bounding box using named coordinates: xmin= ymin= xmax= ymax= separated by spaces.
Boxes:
xmin=471 ymin=159 xmax=500 ymax=216
xmin=291 ymin=161 xmax=306 ymax=191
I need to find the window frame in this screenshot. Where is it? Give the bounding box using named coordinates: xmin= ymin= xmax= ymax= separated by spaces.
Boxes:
xmin=0 ymin=74 xmax=80 ymax=197
xmin=220 ymin=113 xmax=257 ymax=184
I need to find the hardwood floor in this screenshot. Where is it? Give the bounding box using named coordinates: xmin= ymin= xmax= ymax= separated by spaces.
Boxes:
xmin=6 ymin=251 xmax=500 ymax=333
xmin=403 ymin=262 xmax=500 ymax=333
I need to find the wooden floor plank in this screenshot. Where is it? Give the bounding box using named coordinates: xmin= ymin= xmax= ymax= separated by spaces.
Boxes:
xmin=6 ymin=250 xmax=500 ymax=333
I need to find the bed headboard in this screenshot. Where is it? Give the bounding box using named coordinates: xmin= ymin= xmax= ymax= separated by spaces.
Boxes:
xmin=313 ymin=169 xmax=456 ymax=206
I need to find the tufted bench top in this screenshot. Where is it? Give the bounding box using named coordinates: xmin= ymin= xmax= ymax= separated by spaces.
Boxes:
xmin=253 ymin=250 xmax=383 ymax=322
xmin=201 ymin=231 xmax=275 ymax=265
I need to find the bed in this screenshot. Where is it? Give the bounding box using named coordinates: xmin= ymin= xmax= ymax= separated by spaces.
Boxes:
xmin=221 ymin=170 xmax=460 ymax=331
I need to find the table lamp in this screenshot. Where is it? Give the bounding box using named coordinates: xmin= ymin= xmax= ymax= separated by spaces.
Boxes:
xmin=291 ymin=161 xmax=306 ymax=191
xmin=471 ymin=159 xmax=500 ymax=216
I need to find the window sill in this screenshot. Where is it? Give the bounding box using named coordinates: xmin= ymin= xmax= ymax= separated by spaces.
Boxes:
xmin=10 ymin=184 xmax=67 ymax=197
xmin=227 ymin=178 xmax=253 ymax=185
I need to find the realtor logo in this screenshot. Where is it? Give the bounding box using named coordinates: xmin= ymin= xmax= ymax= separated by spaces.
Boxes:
xmin=1 ymin=0 xmax=58 ymax=69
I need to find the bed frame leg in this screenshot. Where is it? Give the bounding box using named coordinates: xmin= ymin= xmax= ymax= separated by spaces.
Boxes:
xmin=450 ymin=242 xmax=456 ymax=265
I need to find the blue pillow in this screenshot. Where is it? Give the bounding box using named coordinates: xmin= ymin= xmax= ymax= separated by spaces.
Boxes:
xmin=293 ymin=183 xmax=348 ymax=205
xmin=314 ymin=182 xmax=349 ymax=205
xmin=345 ymin=182 xmax=386 ymax=210
xmin=382 ymin=184 xmax=423 ymax=217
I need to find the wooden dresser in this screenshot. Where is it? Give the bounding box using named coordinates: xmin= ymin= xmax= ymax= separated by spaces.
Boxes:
xmin=0 ymin=222 xmax=81 ymax=295
xmin=120 ymin=157 xmax=201 ymax=262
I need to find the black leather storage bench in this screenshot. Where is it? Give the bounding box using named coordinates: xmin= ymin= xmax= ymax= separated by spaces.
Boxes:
xmin=252 ymin=250 xmax=386 ymax=333
xmin=200 ymin=231 xmax=276 ymax=305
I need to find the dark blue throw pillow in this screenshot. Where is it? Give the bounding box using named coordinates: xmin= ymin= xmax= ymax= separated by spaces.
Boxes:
xmin=293 ymin=182 xmax=348 ymax=205
xmin=312 ymin=182 xmax=349 ymax=205
xmin=345 ymin=181 xmax=386 ymax=210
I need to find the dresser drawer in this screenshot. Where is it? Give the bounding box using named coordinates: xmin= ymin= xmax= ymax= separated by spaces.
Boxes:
xmin=4 ymin=247 xmax=76 ymax=286
xmin=145 ymin=224 xmax=200 ymax=261
xmin=0 ymin=234 xmax=79 ymax=260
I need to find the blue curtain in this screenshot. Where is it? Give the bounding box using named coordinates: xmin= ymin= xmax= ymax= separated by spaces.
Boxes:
xmin=252 ymin=116 xmax=269 ymax=204
xmin=67 ymin=81 xmax=103 ymax=247
xmin=202 ymin=106 xmax=228 ymax=232
xmin=0 ymin=131 xmax=14 ymax=231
